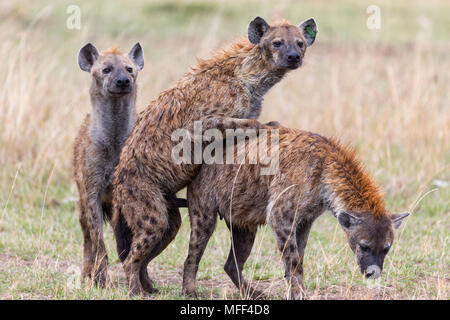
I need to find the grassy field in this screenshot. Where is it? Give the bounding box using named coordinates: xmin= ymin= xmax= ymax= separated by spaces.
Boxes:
xmin=0 ymin=0 xmax=448 ymax=299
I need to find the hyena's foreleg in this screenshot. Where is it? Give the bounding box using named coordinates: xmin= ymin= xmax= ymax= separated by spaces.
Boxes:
xmin=295 ymin=219 xmax=313 ymax=268
xmin=198 ymin=116 xmax=263 ymax=134
xmin=271 ymin=223 xmax=306 ymax=299
xmin=223 ymin=224 xmax=265 ymax=300
xmin=267 ymin=191 xmax=307 ymax=300
xmin=78 ymin=198 xmax=94 ymax=280
xmin=80 ymin=193 xmax=108 ymax=287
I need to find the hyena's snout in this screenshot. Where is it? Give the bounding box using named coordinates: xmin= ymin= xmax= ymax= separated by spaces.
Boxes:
xmin=109 ymin=72 xmax=132 ymax=94
xmin=115 ymin=75 xmax=130 ymax=88
xmin=356 ymin=247 xmax=385 ymax=280
xmin=285 ymin=47 xmax=301 ymax=68
xmin=364 ymin=265 xmax=381 ymax=279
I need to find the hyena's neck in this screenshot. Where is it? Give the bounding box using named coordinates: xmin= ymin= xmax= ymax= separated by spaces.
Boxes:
xmin=237 ymin=48 xmax=287 ymax=118
xmin=194 ymin=40 xmax=287 ymax=119
xmin=319 ymin=143 xmax=386 ymax=218
xmin=319 ymin=184 xmax=347 ymax=217
xmin=89 ymin=88 xmax=137 ymax=151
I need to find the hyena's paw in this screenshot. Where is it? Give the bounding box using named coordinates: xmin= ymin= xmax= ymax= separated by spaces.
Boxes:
xmin=217 ymin=118 xmax=263 ymax=131
xmin=285 ymin=277 xmax=308 ymax=300
xmin=240 ymin=119 xmax=264 ymax=129
xmin=130 ymin=290 xmax=153 ymax=299
xmin=144 ymin=287 xmax=159 ymax=295
xmin=141 ymin=281 xmax=160 ymax=295
xmin=81 ymin=262 xmax=94 ymax=280
xmin=182 ymin=278 xmax=198 ymax=299
xmin=246 ymin=289 xmax=267 ymax=300
xmin=129 ymin=284 xmax=154 ymax=298
xmin=141 ymin=270 xmax=160 ymax=294
xmin=92 ymin=269 xmax=108 ymax=288
xmin=264 ymin=121 xmax=281 ymax=127
xmin=287 ymin=285 xmax=308 ymax=300
xmin=182 ymin=288 xmax=198 ymax=299
xmin=127 ymin=277 xmax=159 ymax=297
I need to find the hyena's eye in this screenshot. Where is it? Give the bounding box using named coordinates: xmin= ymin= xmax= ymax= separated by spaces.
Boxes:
xmin=272 ymin=40 xmax=283 ymax=48
xmin=359 ymin=243 xmax=371 ymax=252
xmin=383 ymin=244 xmax=391 ymax=254
xmin=126 ymin=67 xmax=133 ymax=73
xmin=297 ymin=41 xmax=304 ymax=48
xmin=102 ymin=67 xmax=112 ymax=74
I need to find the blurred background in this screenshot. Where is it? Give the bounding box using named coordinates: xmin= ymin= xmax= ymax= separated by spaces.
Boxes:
xmin=0 ymin=0 xmax=448 ymax=299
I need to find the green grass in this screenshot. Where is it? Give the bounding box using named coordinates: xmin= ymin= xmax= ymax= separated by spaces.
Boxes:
xmin=0 ymin=167 xmax=448 ymax=299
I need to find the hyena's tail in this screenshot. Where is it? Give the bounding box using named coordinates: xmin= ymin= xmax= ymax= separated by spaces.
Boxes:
xmin=113 ymin=207 xmax=132 ymax=262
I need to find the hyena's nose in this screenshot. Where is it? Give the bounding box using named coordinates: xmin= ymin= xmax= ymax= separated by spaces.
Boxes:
xmin=116 ymin=77 xmax=130 ymax=87
xmin=365 ymin=265 xmax=381 ymax=279
xmin=287 ymin=53 xmax=300 ymax=62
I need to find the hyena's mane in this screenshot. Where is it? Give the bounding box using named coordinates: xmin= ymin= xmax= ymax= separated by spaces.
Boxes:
xmin=321 ymin=135 xmax=387 ymax=218
xmin=286 ymin=129 xmax=387 ymax=219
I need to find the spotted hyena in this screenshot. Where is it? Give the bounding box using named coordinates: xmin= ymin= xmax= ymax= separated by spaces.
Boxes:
xmin=183 ymin=126 xmax=409 ymax=299
xmin=112 ymin=17 xmax=318 ymax=295
xmin=74 ymin=43 xmax=145 ymax=286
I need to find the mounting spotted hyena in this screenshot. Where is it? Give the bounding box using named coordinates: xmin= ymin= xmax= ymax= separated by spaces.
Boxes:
xmin=112 ymin=17 xmax=318 ymax=295
xmin=183 ymin=126 xmax=409 ymax=299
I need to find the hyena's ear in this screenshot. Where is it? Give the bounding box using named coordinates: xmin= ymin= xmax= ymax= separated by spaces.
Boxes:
xmin=248 ymin=17 xmax=270 ymax=45
xmin=127 ymin=42 xmax=144 ymax=71
xmin=78 ymin=43 xmax=99 ymax=72
xmin=337 ymin=211 xmax=362 ymax=230
xmin=391 ymin=212 xmax=409 ymax=229
xmin=299 ymin=18 xmax=318 ymax=47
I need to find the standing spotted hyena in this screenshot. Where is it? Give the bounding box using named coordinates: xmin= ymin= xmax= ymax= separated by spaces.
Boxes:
xmin=112 ymin=17 xmax=318 ymax=295
xmin=73 ymin=43 xmax=144 ymax=286
xmin=183 ymin=126 xmax=409 ymax=299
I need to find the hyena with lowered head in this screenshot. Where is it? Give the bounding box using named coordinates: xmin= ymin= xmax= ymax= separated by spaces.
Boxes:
xmin=183 ymin=126 xmax=409 ymax=299
xmin=112 ymin=17 xmax=318 ymax=295
xmin=73 ymin=43 xmax=144 ymax=286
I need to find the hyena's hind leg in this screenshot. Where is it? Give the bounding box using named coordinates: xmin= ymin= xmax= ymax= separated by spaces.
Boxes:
xmin=118 ymin=182 xmax=172 ymax=296
xmin=182 ymin=192 xmax=217 ymax=298
xmin=139 ymin=201 xmax=182 ymax=294
xmin=223 ymin=224 xmax=265 ymax=300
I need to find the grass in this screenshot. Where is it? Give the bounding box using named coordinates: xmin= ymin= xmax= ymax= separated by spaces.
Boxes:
xmin=0 ymin=0 xmax=448 ymax=299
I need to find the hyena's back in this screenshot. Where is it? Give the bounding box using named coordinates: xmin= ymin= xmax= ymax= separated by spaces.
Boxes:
xmin=115 ymin=77 xmax=249 ymax=192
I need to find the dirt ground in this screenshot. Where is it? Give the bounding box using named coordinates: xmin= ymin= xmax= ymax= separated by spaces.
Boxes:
xmin=3 ymin=252 xmax=440 ymax=300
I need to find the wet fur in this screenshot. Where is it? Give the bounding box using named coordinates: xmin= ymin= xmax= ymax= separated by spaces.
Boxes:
xmin=183 ymin=126 xmax=398 ymax=299
xmin=111 ymin=18 xmax=315 ymax=296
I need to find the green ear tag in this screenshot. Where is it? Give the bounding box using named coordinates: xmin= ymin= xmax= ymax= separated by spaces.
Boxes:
xmin=306 ymin=26 xmax=315 ymax=38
